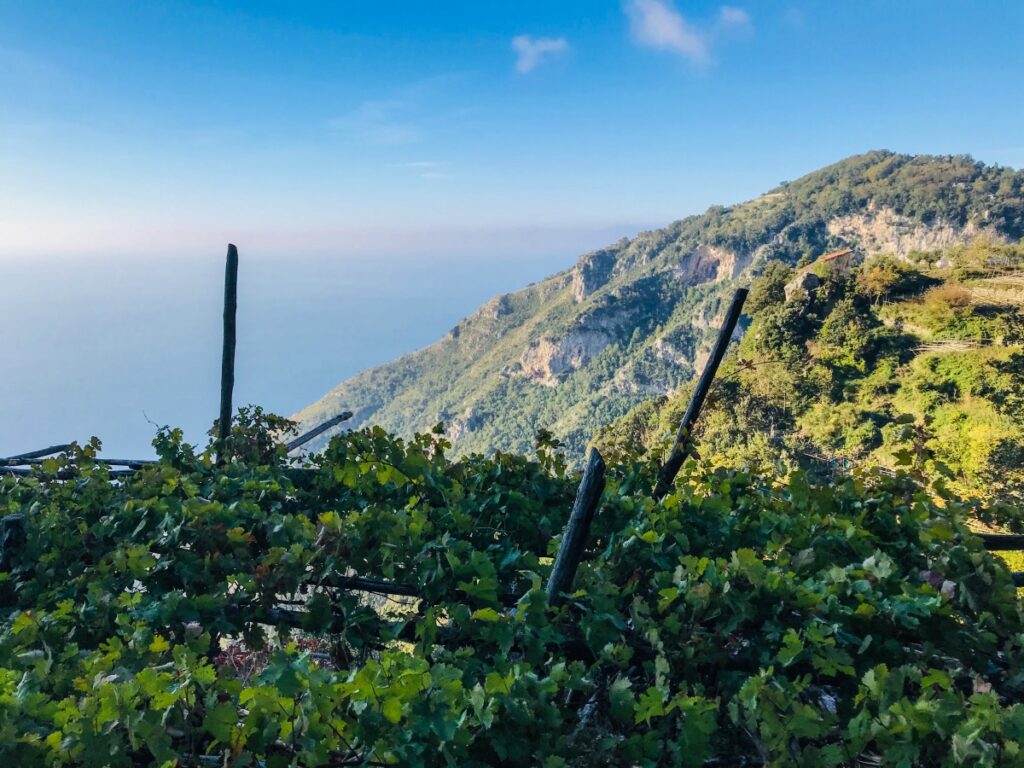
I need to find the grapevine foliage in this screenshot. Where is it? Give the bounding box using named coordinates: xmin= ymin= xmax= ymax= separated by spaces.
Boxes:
xmin=1 ymin=413 xmax=1023 ymax=767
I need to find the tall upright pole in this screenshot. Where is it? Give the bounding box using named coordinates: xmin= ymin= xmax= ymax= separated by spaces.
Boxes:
xmin=217 ymin=244 xmax=239 ymax=463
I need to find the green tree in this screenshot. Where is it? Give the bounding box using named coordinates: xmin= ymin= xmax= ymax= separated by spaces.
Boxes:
xmin=745 ymin=260 xmax=793 ymax=315
xmin=855 ymin=256 xmax=925 ymax=304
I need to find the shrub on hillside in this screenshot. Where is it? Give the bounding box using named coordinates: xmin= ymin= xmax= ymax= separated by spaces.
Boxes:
xmin=745 ymin=260 xmax=793 ymax=315
xmin=855 ymin=256 xmax=932 ymax=305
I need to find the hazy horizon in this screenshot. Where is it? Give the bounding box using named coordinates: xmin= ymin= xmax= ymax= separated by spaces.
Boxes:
xmin=2 ymin=245 xmax=626 ymax=457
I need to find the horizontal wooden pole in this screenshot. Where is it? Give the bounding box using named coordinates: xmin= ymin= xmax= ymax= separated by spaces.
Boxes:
xmin=94 ymin=458 xmax=157 ymax=467
xmin=286 ymin=411 xmax=354 ymax=452
xmin=3 ymin=456 xmax=155 ymax=468
xmin=329 ymin=575 xmax=420 ymax=598
xmin=265 ymin=606 xmax=310 ymax=627
xmin=980 ymin=534 xmax=1024 ymax=551
xmin=0 ymin=444 xmax=73 ymax=466
xmin=0 ymin=466 xmax=136 ymax=478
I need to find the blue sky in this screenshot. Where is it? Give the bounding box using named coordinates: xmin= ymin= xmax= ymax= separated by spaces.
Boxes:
xmin=3 ymin=0 xmax=1024 ymax=259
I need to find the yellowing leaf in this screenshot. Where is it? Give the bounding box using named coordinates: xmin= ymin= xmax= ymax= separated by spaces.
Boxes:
xmin=382 ymin=697 xmax=403 ymax=724
xmin=471 ymin=607 xmax=502 ymax=622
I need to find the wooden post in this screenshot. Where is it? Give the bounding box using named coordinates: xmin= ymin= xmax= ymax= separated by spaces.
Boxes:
xmin=217 ymin=244 xmax=239 ymax=462
xmin=285 ymin=411 xmax=354 ymax=452
xmin=4 ymin=457 xmax=155 ymax=468
xmin=546 ymin=448 xmax=606 ymax=606
xmin=979 ymin=534 xmax=1024 ymax=551
xmin=654 ymin=288 xmax=747 ymax=499
xmin=0 ymin=445 xmax=72 ymax=465
xmin=0 ymin=514 xmax=26 ymax=571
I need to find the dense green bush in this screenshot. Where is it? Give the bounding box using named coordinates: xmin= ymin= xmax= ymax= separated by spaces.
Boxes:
xmin=2 ymin=415 xmax=1023 ymax=766
xmin=601 ymin=246 xmax=1024 ymax=509
xmin=855 ymin=256 xmax=935 ymax=305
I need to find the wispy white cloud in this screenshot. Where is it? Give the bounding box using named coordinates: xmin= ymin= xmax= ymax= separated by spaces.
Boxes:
xmin=718 ymin=6 xmax=751 ymax=29
xmin=328 ymin=99 xmax=418 ymax=145
xmin=511 ymin=35 xmax=569 ymax=74
xmin=625 ymin=1 xmax=752 ymax=64
xmin=328 ymin=74 xmax=475 ymax=146
xmin=626 ymin=0 xmax=708 ymax=63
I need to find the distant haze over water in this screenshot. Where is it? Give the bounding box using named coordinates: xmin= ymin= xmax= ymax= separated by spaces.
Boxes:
xmin=0 ymin=249 xmax=592 ymax=457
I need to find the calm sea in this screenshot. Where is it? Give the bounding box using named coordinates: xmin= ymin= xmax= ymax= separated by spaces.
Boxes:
xmin=0 ymin=250 xmax=575 ymax=457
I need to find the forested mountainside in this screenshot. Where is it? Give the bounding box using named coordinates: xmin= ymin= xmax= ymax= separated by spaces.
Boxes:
xmin=294 ymin=151 xmax=1024 ymax=457
xmin=598 ymin=239 xmax=1024 ymax=507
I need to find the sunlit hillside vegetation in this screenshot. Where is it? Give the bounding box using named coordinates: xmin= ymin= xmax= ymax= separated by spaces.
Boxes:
xmin=600 ymin=239 xmax=1024 ymax=511
xmin=294 ymin=152 xmax=1024 ymax=459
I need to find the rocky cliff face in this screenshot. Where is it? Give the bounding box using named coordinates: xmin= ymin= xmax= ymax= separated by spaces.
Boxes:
xmin=826 ymin=205 xmax=1000 ymax=258
xmin=293 ymin=151 xmax=1024 ymax=458
xmin=571 ymin=245 xmax=621 ymax=302
xmin=653 ymin=333 xmax=690 ymax=365
xmin=444 ymin=406 xmax=484 ymax=442
xmin=675 ymin=244 xmax=744 ymax=285
xmin=784 ymin=270 xmax=821 ymax=301
xmin=519 ymin=329 xmax=614 ymax=386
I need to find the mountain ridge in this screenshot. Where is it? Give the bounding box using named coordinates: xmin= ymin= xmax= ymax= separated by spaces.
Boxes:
xmin=293 ymin=151 xmax=1024 ymax=456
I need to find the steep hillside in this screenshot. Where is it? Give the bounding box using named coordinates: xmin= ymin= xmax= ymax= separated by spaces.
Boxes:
xmin=599 ymin=239 xmax=1024 ymax=506
xmin=294 ymin=151 xmax=1024 ymax=456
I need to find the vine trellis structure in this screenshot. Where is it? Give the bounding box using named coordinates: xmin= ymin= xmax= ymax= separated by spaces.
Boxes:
xmin=1 ymin=248 xmax=1022 ymax=630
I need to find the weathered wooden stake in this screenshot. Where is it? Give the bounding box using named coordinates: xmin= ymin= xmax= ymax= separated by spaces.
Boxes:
xmin=285 ymin=411 xmax=354 ymax=452
xmin=980 ymin=534 xmax=1024 ymax=551
xmin=6 ymin=456 xmax=155 ymax=468
xmin=0 ymin=445 xmax=72 ymax=465
xmin=546 ymin=447 xmax=606 ymax=605
xmin=0 ymin=466 xmax=135 ymax=478
xmin=217 ymin=244 xmax=239 ymax=462
xmin=654 ymin=287 xmax=747 ymax=499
